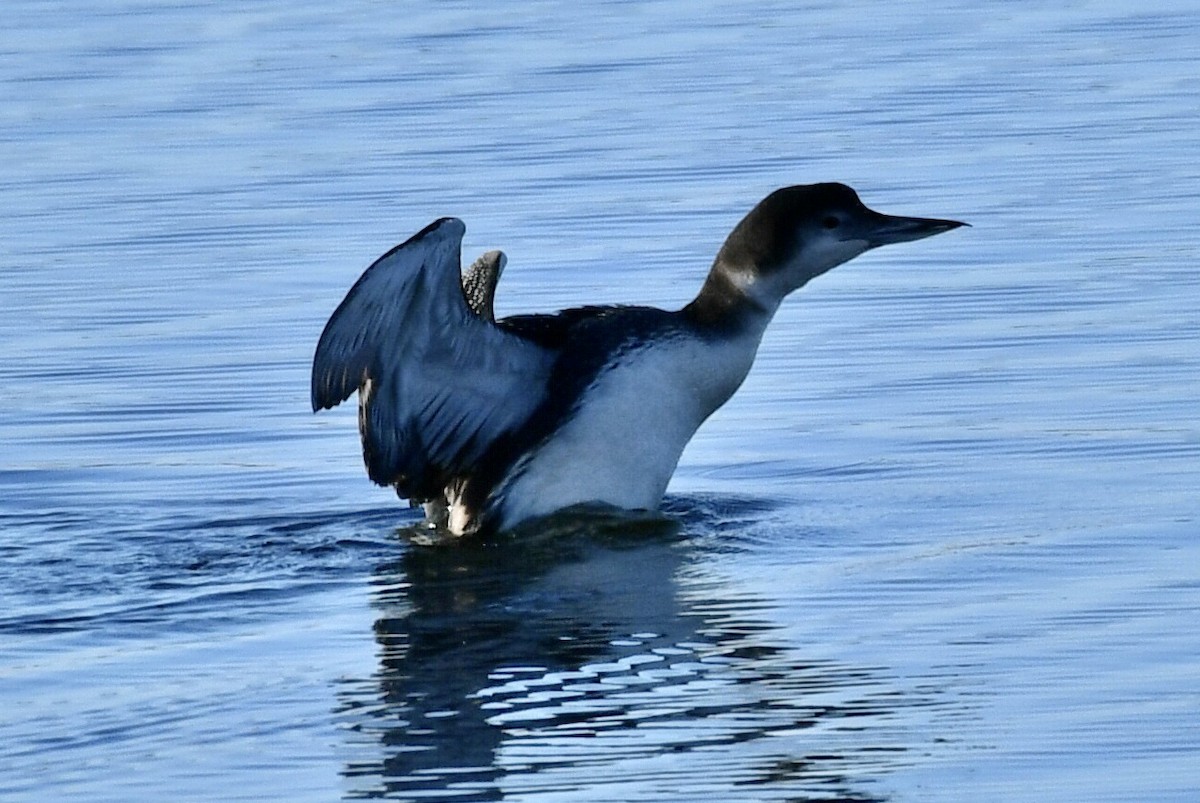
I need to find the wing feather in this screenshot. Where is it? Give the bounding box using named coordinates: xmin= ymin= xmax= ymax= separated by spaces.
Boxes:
xmin=312 ymin=218 xmax=554 ymax=499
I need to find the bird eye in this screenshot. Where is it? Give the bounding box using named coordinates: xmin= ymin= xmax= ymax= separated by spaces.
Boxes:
xmin=822 ymin=216 xmax=840 ymax=230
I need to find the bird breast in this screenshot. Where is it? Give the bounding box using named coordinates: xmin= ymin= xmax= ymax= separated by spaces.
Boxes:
xmin=491 ymin=330 xmax=760 ymax=528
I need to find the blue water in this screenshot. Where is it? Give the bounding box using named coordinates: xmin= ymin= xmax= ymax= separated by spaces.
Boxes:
xmin=3 ymin=1 xmax=1199 ymax=801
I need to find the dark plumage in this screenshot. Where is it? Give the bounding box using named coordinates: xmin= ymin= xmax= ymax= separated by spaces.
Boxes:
xmin=313 ymin=184 xmax=966 ymax=536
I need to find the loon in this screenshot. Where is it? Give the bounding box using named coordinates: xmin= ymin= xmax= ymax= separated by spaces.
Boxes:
xmin=312 ymin=183 xmax=966 ymax=536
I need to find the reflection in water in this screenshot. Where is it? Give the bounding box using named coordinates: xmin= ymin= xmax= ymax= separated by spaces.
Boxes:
xmin=335 ymin=500 xmax=929 ymax=801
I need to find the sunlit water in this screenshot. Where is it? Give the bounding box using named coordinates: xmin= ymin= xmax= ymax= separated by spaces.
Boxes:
xmin=3 ymin=2 xmax=1199 ymax=801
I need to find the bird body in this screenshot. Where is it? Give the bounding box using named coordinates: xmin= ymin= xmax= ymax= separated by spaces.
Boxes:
xmin=486 ymin=312 xmax=763 ymax=533
xmin=312 ymin=183 xmax=965 ymax=536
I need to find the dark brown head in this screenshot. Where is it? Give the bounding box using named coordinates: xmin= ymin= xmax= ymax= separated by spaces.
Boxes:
xmin=712 ymin=183 xmax=966 ymax=309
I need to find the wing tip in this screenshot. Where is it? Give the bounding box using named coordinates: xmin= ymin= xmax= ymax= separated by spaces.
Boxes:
xmin=310 ymin=367 xmax=356 ymax=413
xmin=419 ymin=216 xmax=466 ymax=242
xmin=310 ymin=384 xmax=334 ymax=413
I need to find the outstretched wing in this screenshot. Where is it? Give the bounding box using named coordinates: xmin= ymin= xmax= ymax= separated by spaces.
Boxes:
xmin=311 ymin=218 xmax=554 ymax=500
xmin=461 ymin=249 xmax=505 ymax=322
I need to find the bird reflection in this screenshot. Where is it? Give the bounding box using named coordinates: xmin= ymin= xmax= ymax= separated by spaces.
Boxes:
xmin=335 ymin=499 xmax=908 ymax=801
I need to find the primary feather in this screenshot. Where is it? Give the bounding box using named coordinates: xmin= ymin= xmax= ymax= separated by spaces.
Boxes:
xmin=311 ymin=218 xmax=553 ymax=503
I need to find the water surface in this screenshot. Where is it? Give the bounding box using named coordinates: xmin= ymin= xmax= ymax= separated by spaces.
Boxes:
xmin=2 ymin=1 xmax=1198 ymax=801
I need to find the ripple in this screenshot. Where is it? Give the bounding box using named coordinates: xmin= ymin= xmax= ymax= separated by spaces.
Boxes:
xmin=3 ymin=0 xmax=1200 ymax=800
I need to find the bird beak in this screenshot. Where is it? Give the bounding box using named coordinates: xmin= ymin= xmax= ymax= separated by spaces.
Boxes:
xmin=863 ymin=211 xmax=968 ymax=248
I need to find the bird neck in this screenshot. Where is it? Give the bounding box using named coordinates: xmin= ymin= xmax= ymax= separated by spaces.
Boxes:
xmin=681 ymin=262 xmax=779 ymax=338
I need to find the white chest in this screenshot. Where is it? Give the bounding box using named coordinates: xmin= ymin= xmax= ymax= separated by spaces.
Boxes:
xmin=492 ymin=332 xmax=760 ymax=529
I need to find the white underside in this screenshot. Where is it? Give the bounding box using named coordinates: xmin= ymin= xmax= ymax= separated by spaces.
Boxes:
xmin=483 ymin=330 xmax=761 ymax=532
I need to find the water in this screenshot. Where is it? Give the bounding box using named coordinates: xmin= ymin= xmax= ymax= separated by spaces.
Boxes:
xmin=2 ymin=1 xmax=1198 ymax=800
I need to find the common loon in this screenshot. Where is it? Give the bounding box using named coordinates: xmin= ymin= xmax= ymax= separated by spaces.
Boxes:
xmin=312 ymin=183 xmax=966 ymax=536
